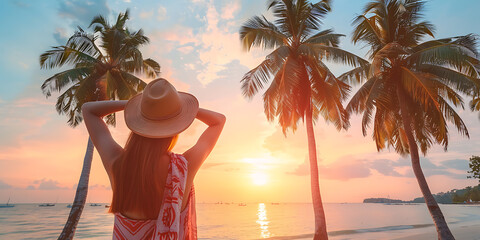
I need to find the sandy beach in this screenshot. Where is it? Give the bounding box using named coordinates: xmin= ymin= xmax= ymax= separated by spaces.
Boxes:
xmin=394 ymin=224 xmax=480 ymax=240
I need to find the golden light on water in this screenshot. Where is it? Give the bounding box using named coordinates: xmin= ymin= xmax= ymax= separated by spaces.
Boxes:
xmin=256 ymin=203 xmax=271 ymax=238
xmin=251 ymin=172 xmax=268 ymax=186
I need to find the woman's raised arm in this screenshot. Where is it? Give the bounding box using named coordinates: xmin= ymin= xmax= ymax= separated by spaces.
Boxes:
xmin=82 ymin=100 xmax=127 ymax=173
xmin=183 ymin=108 xmax=226 ymax=173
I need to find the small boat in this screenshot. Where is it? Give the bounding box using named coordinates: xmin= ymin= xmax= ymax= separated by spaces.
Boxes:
xmin=105 ymin=204 xmax=110 ymax=208
xmin=0 ymin=198 xmax=15 ymax=208
xmin=67 ymin=204 xmax=72 ymax=208
xmin=39 ymin=203 xmax=55 ymax=207
xmin=271 ymin=202 xmax=280 ymax=205
xmin=90 ymin=203 xmax=102 ymax=207
xmin=238 ymin=203 xmax=247 ymax=206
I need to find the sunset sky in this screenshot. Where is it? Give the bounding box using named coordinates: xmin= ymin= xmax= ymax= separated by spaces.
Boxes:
xmin=0 ymin=0 xmax=479 ymax=204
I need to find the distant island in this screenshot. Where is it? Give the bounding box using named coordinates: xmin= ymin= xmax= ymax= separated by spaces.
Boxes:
xmin=363 ymin=198 xmax=405 ymax=203
xmin=364 ymin=184 xmax=480 ymax=204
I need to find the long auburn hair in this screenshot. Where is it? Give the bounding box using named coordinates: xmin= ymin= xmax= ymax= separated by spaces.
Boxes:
xmin=109 ymin=132 xmax=178 ymax=219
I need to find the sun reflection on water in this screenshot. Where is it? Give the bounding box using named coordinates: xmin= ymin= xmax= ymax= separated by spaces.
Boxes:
xmin=256 ymin=203 xmax=271 ymax=238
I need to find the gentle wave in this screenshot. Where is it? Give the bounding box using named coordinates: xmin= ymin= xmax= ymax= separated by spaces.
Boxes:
xmin=1 ymin=203 xmax=479 ymax=239
xmin=262 ymin=223 xmax=435 ymax=240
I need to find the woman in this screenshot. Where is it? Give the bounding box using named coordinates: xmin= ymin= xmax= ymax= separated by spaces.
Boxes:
xmin=82 ymin=78 xmax=226 ymax=239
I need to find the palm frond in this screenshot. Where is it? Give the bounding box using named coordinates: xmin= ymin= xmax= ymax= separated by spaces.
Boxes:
xmin=401 ymin=67 xmax=442 ymax=113
xmin=408 ymin=38 xmax=479 ymax=77
xmin=351 ymin=14 xmax=383 ymax=55
xmin=302 ymin=0 xmax=331 ymax=36
xmin=304 ymin=28 xmax=343 ymax=46
xmin=345 ymin=75 xmax=379 ymax=116
xmin=306 ymin=56 xmax=349 ymax=130
xmin=302 ymin=44 xmax=370 ymax=68
xmin=41 ymin=67 xmax=92 ymax=97
xmin=417 ymin=64 xmax=479 ymax=96
xmin=110 ymin=70 xmax=146 ymax=100
xmin=142 ymin=58 xmax=161 ymax=78
xmin=241 ymin=46 xmax=289 ymax=98
xmin=338 ymin=65 xmax=371 ymax=84
xmin=40 ymin=46 xmax=98 ymax=69
xmin=275 ymin=56 xmax=306 ymax=134
xmin=89 ymin=15 xmax=109 ymax=33
xmin=240 ymin=15 xmax=286 ymax=51
xmin=267 ymin=0 xmax=295 ymax=37
xmin=67 ymin=27 xmax=103 ymax=58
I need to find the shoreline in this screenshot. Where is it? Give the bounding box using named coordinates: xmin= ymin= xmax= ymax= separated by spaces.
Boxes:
xmin=393 ymin=224 xmax=480 ymax=240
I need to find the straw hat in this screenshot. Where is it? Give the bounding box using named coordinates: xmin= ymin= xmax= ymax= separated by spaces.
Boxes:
xmin=124 ymin=78 xmax=199 ymax=138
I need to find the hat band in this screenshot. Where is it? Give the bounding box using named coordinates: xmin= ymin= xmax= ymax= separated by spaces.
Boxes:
xmin=141 ymin=106 xmax=182 ymax=121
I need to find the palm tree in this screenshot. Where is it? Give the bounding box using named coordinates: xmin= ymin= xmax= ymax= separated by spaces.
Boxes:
xmin=239 ymin=0 xmax=368 ymax=239
xmin=39 ymin=10 xmax=160 ymax=240
xmin=340 ymin=0 xmax=479 ymax=239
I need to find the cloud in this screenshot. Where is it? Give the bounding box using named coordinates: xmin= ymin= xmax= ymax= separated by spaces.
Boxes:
xmin=53 ymin=27 xmax=69 ymax=44
xmin=188 ymin=0 xmax=264 ymax=85
xmin=0 ymin=97 xmax=51 ymax=148
xmin=439 ymin=159 xmax=470 ymax=171
xmin=369 ymin=159 xmax=405 ymax=177
xmin=0 ymin=180 xmax=12 ymax=189
xmin=287 ymin=157 xmax=310 ymax=176
xmin=202 ymin=163 xmax=226 ymax=169
xmin=287 ymin=156 xmax=470 ymax=181
xmin=157 ymin=26 xmax=198 ymax=45
xmin=221 ymin=1 xmax=240 ymax=20
xmin=177 ymin=46 xmax=194 ymax=54
xmin=139 ymin=10 xmax=153 ymax=19
xmin=57 ymin=0 xmax=110 ymax=28
xmin=320 ymin=159 xmax=372 ymax=181
xmin=29 ymin=178 xmax=68 ymax=190
xmin=12 ymin=0 xmax=30 ymax=8
xmin=287 ymin=157 xmax=372 ymax=181
xmin=89 ymin=184 xmax=110 ymax=190
xmin=157 ymin=6 xmax=167 ymax=21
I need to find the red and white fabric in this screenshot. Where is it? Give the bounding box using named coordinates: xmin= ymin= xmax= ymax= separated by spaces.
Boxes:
xmin=113 ymin=152 xmax=197 ymax=240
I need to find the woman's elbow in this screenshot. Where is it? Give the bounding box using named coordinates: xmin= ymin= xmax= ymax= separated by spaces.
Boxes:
xmin=81 ymin=102 xmax=93 ymax=117
xmin=218 ymin=113 xmax=226 ymax=125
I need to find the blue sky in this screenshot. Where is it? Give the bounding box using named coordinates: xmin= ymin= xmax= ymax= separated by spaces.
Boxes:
xmin=0 ymin=0 xmax=479 ymax=203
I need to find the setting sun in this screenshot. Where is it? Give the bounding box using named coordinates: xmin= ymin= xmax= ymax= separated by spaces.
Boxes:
xmin=251 ymin=172 xmax=268 ymax=186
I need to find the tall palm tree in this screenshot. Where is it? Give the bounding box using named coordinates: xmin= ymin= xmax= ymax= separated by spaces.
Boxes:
xmin=39 ymin=10 xmax=160 ymax=240
xmin=239 ymin=0 xmax=368 ymax=239
xmin=340 ymin=0 xmax=479 ymax=239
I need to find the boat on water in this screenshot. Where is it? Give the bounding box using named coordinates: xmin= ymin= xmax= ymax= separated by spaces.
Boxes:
xmin=39 ymin=203 xmax=55 ymax=207
xmin=40 ymin=197 xmax=58 ymax=207
xmin=0 ymin=198 xmax=15 ymax=208
xmin=271 ymin=202 xmax=280 ymax=205
xmin=105 ymin=204 xmax=110 ymax=208
xmin=90 ymin=203 xmax=102 ymax=207
xmin=67 ymin=204 xmax=72 ymax=208
xmin=238 ymin=203 xmax=247 ymax=206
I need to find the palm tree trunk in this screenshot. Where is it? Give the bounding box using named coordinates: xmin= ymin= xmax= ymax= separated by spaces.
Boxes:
xmin=397 ymin=89 xmax=455 ymax=240
xmin=305 ymin=106 xmax=329 ymax=240
xmin=58 ymin=137 xmax=94 ymax=240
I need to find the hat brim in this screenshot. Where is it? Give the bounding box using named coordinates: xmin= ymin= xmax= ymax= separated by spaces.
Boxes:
xmin=124 ymin=92 xmax=199 ymax=138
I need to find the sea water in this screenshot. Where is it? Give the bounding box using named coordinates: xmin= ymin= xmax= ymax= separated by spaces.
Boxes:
xmin=0 ymin=203 xmax=479 ymax=239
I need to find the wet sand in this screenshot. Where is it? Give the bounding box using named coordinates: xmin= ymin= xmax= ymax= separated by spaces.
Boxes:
xmin=394 ymin=224 xmax=480 ymax=240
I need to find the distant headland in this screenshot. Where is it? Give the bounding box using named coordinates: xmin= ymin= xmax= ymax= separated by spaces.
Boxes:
xmin=364 ymin=185 xmax=480 ymax=204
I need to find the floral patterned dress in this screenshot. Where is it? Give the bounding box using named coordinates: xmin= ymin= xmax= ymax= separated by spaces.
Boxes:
xmin=112 ymin=152 xmax=197 ymax=240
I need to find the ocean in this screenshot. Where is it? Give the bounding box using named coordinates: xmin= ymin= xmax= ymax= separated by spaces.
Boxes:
xmin=0 ymin=203 xmax=479 ymax=239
